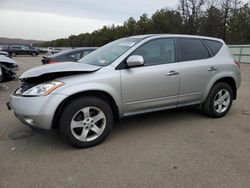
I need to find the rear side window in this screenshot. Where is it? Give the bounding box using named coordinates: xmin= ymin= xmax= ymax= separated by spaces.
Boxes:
xmin=68 ymin=52 xmax=82 ymax=59
xmin=204 ymin=39 xmax=223 ymax=56
xmin=178 ymin=38 xmax=210 ymax=62
xmin=83 ymin=50 xmax=93 ymax=57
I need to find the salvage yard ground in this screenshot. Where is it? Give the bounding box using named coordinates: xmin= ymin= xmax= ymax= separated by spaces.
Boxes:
xmin=0 ymin=55 xmax=250 ymax=187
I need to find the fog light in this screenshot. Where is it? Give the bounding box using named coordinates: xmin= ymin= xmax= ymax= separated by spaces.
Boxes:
xmin=24 ymin=117 xmax=35 ymax=126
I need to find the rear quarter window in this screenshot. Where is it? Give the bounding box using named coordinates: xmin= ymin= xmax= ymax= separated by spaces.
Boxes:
xmin=204 ymin=39 xmax=223 ymax=56
xmin=178 ymin=38 xmax=210 ymax=62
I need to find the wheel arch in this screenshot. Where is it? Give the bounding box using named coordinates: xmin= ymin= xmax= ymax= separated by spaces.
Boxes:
xmin=51 ymin=90 xmax=120 ymax=130
xmin=206 ymin=76 xmax=237 ymax=101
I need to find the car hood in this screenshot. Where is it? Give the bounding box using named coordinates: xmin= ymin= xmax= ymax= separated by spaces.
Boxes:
xmin=0 ymin=51 xmax=9 ymax=56
xmin=0 ymin=55 xmax=17 ymax=64
xmin=20 ymin=62 xmax=101 ymax=83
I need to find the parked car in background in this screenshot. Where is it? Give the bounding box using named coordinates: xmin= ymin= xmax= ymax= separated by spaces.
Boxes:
xmin=46 ymin=47 xmax=53 ymax=54
xmin=0 ymin=45 xmax=9 ymax=51
xmin=51 ymin=48 xmax=63 ymax=54
xmin=3 ymin=45 xmax=39 ymax=57
xmin=42 ymin=47 xmax=97 ymax=64
xmin=0 ymin=55 xmax=18 ymax=81
xmin=34 ymin=47 xmax=48 ymax=54
xmin=9 ymin=34 xmax=241 ymax=148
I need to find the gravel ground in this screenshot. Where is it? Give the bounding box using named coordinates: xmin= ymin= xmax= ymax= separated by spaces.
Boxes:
xmin=0 ymin=55 xmax=250 ymax=188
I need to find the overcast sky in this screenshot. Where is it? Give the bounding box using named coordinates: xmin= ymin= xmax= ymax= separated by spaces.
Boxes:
xmin=0 ymin=0 xmax=177 ymax=40
xmin=1 ymin=0 xmax=248 ymax=41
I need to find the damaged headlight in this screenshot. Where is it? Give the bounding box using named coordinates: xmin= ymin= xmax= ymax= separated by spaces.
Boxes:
xmin=22 ymin=81 xmax=64 ymax=96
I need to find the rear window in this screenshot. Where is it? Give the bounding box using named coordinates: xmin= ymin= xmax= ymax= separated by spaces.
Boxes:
xmin=178 ymin=38 xmax=210 ymax=62
xmin=204 ymin=39 xmax=223 ymax=56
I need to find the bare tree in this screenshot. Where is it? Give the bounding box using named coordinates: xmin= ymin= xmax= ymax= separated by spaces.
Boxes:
xmin=178 ymin=0 xmax=206 ymax=33
xmin=220 ymin=0 xmax=242 ymax=40
xmin=205 ymin=0 xmax=220 ymax=9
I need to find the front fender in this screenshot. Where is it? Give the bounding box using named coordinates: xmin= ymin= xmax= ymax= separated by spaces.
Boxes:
xmin=54 ymin=82 xmax=122 ymax=113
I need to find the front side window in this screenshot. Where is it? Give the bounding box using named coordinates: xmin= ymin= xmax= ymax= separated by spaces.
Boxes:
xmin=78 ymin=38 xmax=142 ymax=66
xmin=132 ymin=38 xmax=175 ymax=66
xmin=178 ymin=38 xmax=210 ymax=62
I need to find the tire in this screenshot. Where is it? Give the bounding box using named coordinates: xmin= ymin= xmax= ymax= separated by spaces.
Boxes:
xmin=10 ymin=52 xmax=16 ymax=57
xmin=202 ymin=82 xmax=233 ymax=118
xmin=31 ymin=52 xmax=36 ymax=57
xmin=59 ymin=96 xmax=113 ymax=148
xmin=0 ymin=67 xmax=14 ymax=82
xmin=0 ymin=67 xmax=3 ymax=82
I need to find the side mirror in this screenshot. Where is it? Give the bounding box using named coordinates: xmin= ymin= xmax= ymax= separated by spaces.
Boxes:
xmin=126 ymin=55 xmax=144 ymax=67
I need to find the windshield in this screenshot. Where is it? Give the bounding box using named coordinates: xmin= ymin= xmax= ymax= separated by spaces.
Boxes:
xmin=78 ymin=37 xmax=142 ymax=66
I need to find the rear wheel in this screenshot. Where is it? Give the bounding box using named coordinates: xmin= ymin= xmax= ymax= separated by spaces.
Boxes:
xmin=10 ymin=52 xmax=16 ymax=57
xmin=0 ymin=67 xmax=3 ymax=82
xmin=31 ymin=52 xmax=36 ymax=56
xmin=202 ymin=82 xmax=233 ymax=118
xmin=59 ymin=96 xmax=113 ymax=148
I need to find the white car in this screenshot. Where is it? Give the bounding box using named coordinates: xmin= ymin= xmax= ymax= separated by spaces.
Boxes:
xmin=0 ymin=51 xmax=10 ymax=57
xmin=0 ymin=55 xmax=18 ymax=82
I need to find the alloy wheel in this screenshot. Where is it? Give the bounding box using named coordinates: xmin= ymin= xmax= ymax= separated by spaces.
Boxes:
xmin=70 ymin=106 xmax=106 ymax=142
xmin=214 ymin=89 xmax=231 ymax=113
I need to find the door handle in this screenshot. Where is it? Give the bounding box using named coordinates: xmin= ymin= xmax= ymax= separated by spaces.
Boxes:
xmin=166 ymin=71 xmax=179 ymax=76
xmin=208 ymin=67 xmax=217 ymax=71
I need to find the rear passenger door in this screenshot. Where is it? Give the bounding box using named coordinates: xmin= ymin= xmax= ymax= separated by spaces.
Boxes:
xmin=177 ymin=38 xmax=214 ymax=106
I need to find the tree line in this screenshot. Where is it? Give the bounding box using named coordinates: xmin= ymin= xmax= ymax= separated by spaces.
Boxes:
xmin=39 ymin=0 xmax=250 ymax=47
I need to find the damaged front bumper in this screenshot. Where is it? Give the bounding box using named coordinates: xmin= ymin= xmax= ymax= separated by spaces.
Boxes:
xmin=9 ymin=93 xmax=68 ymax=130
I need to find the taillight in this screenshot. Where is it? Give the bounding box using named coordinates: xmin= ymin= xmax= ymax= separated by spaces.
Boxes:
xmin=48 ymin=60 xmax=56 ymax=64
xmin=234 ymin=60 xmax=240 ymax=68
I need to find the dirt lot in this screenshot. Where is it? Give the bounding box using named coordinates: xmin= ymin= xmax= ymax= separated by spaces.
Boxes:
xmin=0 ymin=55 xmax=250 ymax=187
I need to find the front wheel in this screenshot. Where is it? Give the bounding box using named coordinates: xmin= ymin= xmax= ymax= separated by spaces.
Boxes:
xmin=59 ymin=96 xmax=113 ymax=148
xmin=202 ymin=82 xmax=233 ymax=118
xmin=31 ymin=52 xmax=36 ymax=56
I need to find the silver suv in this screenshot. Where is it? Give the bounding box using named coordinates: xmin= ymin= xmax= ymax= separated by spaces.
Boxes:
xmin=9 ymin=34 xmax=241 ymax=148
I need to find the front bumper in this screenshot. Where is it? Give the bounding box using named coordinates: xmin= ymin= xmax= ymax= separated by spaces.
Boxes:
xmin=9 ymin=93 xmax=68 ymax=130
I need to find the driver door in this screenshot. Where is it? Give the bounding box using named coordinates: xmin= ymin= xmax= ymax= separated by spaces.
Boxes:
xmin=120 ymin=38 xmax=180 ymax=115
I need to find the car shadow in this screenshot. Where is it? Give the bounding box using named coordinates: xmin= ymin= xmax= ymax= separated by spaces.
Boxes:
xmin=9 ymin=105 xmax=207 ymax=150
xmin=111 ymin=105 xmax=206 ymax=136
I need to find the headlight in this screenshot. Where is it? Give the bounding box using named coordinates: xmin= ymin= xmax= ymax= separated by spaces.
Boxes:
xmin=22 ymin=81 xmax=64 ymax=96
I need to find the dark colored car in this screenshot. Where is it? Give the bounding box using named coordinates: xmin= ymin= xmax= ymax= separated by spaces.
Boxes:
xmin=4 ymin=45 xmax=39 ymax=57
xmin=42 ymin=47 xmax=97 ymax=64
xmin=34 ymin=47 xmax=48 ymax=54
xmin=0 ymin=55 xmax=18 ymax=82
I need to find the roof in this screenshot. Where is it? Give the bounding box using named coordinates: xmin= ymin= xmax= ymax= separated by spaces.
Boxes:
xmin=128 ymin=34 xmax=223 ymax=42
